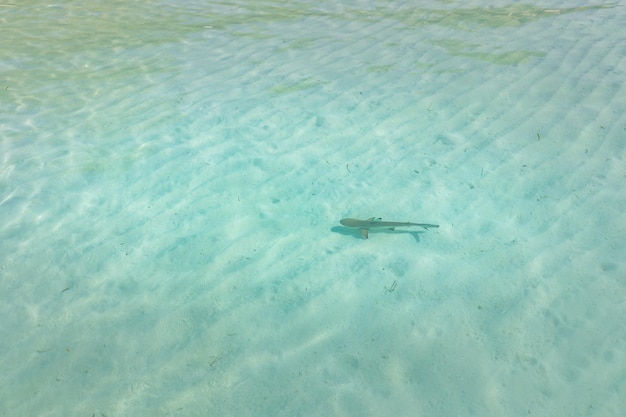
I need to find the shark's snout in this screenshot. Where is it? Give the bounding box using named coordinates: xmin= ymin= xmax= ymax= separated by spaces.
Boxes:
xmin=339 ymin=218 xmax=360 ymax=227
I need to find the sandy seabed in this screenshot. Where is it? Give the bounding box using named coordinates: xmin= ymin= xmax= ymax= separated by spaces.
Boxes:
xmin=1 ymin=1 xmax=625 ymax=416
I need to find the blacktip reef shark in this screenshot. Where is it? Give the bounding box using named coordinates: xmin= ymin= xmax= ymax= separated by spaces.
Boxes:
xmin=340 ymin=217 xmax=439 ymax=239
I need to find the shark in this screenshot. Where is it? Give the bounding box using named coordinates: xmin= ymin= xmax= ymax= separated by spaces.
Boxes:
xmin=340 ymin=217 xmax=439 ymax=239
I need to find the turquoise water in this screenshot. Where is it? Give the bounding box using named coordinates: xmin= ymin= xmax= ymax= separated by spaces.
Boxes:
xmin=2 ymin=1 xmax=625 ymax=416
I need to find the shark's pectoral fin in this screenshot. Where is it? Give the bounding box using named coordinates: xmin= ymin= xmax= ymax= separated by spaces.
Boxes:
xmin=360 ymin=229 xmax=369 ymax=239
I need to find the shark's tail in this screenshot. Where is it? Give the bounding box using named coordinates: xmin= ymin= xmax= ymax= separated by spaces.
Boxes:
xmin=415 ymin=223 xmax=439 ymax=229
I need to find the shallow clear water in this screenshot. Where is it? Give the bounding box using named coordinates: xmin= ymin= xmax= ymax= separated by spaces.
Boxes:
xmin=1 ymin=1 xmax=625 ymax=416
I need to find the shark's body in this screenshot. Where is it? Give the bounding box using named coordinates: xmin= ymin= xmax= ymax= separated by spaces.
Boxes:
xmin=340 ymin=217 xmax=439 ymax=239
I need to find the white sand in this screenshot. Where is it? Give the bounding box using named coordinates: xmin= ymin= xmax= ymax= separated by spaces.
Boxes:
xmin=1 ymin=1 xmax=625 ymax=416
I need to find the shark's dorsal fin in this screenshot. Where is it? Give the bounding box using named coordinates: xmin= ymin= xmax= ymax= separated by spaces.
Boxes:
xmin=368 ymin=217 xmax=382 ymax=222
